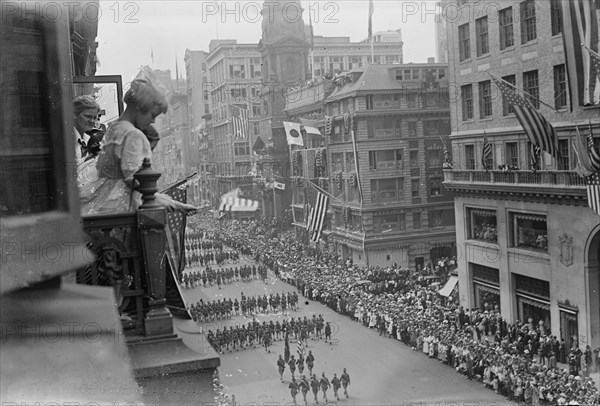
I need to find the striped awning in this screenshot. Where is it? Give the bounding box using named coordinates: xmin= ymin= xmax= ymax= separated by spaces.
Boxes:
xmin=438 ymin=276 xmax=459 ymax=297
xmin=514 ymin=213 xmax=546 ymax=222
xmin=471 ymin=209 xmax=496 ymax=217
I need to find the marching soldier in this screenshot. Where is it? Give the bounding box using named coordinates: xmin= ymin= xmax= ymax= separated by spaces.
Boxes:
xmin=324 ymin=321 xmax=332 ymax=344
xmin=306 ymin=350 xmax=315 ymax=376
xmin=331 ymin=373 xmax=341 ymax=400
xmin=310 ymin=374 xmax=320 ymax=404
xmin=319 ymin=372 xmax=330 ymax=402
xmin=340 ymin=368 xmax=351 ymax=398
xmin=289 ymin=376 xmax=299 ymax=405
xmin=277 ymin=354 xmax=286 ymax=382
xmin=299 ymin=375 xmax=310 ymax=405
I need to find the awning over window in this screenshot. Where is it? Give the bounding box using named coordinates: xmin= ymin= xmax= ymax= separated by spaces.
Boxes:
xmin=471 ymin=209 xmax=496 ymax=217
xmin=438 ymin=276 xmax=459 ymax=297
xmin=514 ymin=213 xmax=546 ymax=222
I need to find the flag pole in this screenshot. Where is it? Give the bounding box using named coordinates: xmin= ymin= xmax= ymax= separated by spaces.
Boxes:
xmin=581 ymin=42 xmax=600 ymax=58
xmin=305 ymin=178 xmax=340 ymax=203
xmin=487 ymin=71 xmax=557 ymax=111
xmin=370 ymin=36 xmax=374 ymax=64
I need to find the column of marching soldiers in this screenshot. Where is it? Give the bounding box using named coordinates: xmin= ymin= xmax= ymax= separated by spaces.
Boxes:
xmin=182 ymin=230 xmax=353 ymax=404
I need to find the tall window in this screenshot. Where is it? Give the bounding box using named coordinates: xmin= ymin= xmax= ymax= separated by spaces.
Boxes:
xmin=461 ymin=84 xmax=473 ymax=121
xmin=520 ymin=0 xmax=537 ymax=44
xmin=499 ymin=7 xmax=514 ymax=50
xmin=523 ymin=70 xmax=539 ymax=109
xmin=476 ymin=17 xmax=489 ymax=56
xmin=506 ymin=142 xmax=519 ymax=167
xmin=479 ymin=80 xmax=492 ymax=118
xmin=553 ymin=64 xmax=567 ymax=110
xmin=413 ymin=212 xmax=421 ymax=229
xmin=551 ymin=0 xmax=562 ymax=36
xmin=411 ymin=179 xmax=420 ymax=197
xmin=465 ymin=144 xmax=475 ymax=170
xmin=502 ymin=75 xmax=516 ymax=116
xmin=558 ymin=139 xmax=570 ymax=170
xmin=458 ymin=23 xmax=471 ymax=61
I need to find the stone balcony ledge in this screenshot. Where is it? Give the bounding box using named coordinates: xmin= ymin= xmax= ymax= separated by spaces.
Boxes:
xmin=443 ymin=169 xmax=586 ymax=188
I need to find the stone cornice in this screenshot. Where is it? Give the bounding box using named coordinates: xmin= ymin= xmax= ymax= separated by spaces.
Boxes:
xmin=444 ymin=182 xmax=588 ymax=205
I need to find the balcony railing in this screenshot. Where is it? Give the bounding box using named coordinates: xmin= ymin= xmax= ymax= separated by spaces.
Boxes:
xmin=76 ymin=159 xmax=174 ymax=339
xmin=443 ymin=170 xmax=586 ymax=187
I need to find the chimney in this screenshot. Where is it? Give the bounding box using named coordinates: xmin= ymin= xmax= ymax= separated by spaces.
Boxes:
xmin=427 ymin=57 xmax=435 ymax=63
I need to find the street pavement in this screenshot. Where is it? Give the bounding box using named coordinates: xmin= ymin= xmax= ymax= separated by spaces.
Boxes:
xmin=181 ymin=260 xmax=516 ymax=406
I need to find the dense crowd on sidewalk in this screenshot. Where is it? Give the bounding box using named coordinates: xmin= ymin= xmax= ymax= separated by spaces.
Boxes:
xmin=188 ymin=215 xmax=599 ymax=405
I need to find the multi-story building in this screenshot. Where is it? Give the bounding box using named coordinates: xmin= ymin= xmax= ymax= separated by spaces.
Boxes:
xmin=443 ymin=0 xmax=599 ymax=352
xmin=205 ymin=39 xmax=263 ymax=205
xmin=434 ymin=4 xmax=448 ymax=63
xmin=184 ymin=49 xmax=210 ymax=203
xmin=147 ymin=69 xmax=193 ymax=191
xmin=286 ymin=62 xmax=456 ymax=269
xmin=310 ymin=29 xmax=403 ymax=76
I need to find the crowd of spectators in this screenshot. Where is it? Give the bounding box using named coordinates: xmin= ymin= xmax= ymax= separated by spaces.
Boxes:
xmin=189 ymin=215 xmax=599 ymax=405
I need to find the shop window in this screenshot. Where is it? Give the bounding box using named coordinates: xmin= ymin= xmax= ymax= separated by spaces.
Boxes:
xmin=467 ymin=208 xmax=498 ymax=243
xmin=510 ymin=213 xmax=548 ymax=251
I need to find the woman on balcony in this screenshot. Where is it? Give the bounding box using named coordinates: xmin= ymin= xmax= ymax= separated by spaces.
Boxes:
xmin=80 ymin=78 xmax=196 ymax=215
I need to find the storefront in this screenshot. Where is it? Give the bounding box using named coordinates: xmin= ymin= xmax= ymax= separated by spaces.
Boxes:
xmin=471 ymin=263 xmax=500 ymax=311
xmin=514 ymin=274 xmax=551 ymax=333
xmin=559 ymin=305 xmax=579 ymax=350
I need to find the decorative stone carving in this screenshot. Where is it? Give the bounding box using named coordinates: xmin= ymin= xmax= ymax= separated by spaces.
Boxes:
xmin=559 ymin=233 xmax=573 ymax=267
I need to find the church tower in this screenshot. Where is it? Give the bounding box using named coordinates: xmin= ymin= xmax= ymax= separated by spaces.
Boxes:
xmin=255 ymin=0 xmax=310 ymax=220
xmin=259 ymin=0 xmax=310 ymax=86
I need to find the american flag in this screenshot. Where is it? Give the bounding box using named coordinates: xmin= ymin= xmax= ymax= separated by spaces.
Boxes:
xmin=587 ymin=120 xmax=600 ymax=171
xmin=163 ymin=180 xmax=188 ymax=280
xmin=491 ymin=76 xmax=558 ymax=157
xmin=560 ymin=0 xmax=600 ymax=108
xmin=481 ymin=131 xmax=492 ymax=171
xmin=297 ymin=338 xmax=305 ymax=358
xmin=529 ymin=143 xmax=541 ymax=173
xmin=231 ymin=105 xmax=249 ymax=139
xmin=307 ymin=187 xmax=329 ymax=243
xmin=441 ymin=137 xmax=452 ymax=166
xmin=586 ymin=172 xmax=600 ymax=215
xmin=219 ymin=196 xmax=259 ymax=212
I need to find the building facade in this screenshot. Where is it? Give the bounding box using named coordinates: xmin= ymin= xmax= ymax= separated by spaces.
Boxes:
xmin=184 ymin=49 xmax=210 ymax=203
xmin=310 ymin=30 xmax=403 ymax=76
xmin=443 ymin=0 xmax=600 ymax=352
xmin=286 ymin=63 xmax=456 ymax=269
xmin=205 ymin=39 xmax=263 ymax=208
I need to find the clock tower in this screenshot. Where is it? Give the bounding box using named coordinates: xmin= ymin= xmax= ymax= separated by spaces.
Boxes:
xmin=256 ymin=0 xmax=310 ymax=220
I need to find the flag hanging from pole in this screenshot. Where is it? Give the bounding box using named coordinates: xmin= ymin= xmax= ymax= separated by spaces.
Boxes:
xmin=297 ymin=338 xmax=305 ymax=358
xmin=586 ymin=172 xmax=600 ymax=215
xmin=441 ymin=137 xmax=452 ymax=168
xmin=574 ymin=126 xmax=595 ymax=177
xmin=284 ymin=121 xmax=304 ymax=146
xmin=306 ymin=188 xmax=329 ymax=243
xmin=491 ymin=76 xmax=559 ymax=157
xmin=482 ymin=131 xmax=492 ymax=171
xmin=284 ymin=329 xmax=291 ymax=362
xmin=163 ymin=179 xmax=188 ymax=280
xmin=587 ymin=120 xmax=600 ymax=171
xmin=368 ymin=0 xmax=374 ymax=39
xmin=559 ymin=0 xmax=600 ymax=108
xmin=529 ymin=143 xmax=541 ymax=173
xmin=231 ymin=105 xmax=249 ymax=139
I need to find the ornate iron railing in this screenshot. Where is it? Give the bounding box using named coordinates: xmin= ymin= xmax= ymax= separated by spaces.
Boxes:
xmin=443 ymin=170 xmax=586 ymax=187
xmin=79 ymin=213 xmax=145 ymax=335
xmin=76 ymin=159 xmax=172 ymax=338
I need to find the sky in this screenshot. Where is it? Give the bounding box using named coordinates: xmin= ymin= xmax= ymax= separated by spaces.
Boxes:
xmin=95 ymin=0 xmax=439 ymax=84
